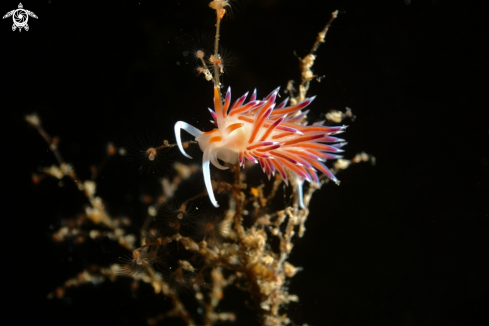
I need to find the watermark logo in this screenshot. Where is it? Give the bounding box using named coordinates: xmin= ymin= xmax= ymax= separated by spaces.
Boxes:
xmin=3 ymin=3 xmax=38 ymax=32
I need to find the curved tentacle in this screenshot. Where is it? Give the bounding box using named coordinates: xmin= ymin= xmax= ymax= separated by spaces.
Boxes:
xmin=174 ymin=121 xmax=202 ymax=159
xmin=202 ymin=149 xmax=219 ymax=207
xmin=210 ymin=150 xmax=229 ymax=170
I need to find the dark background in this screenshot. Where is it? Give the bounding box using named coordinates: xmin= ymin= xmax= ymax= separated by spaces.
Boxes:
xmin=2 ymin=0 xmax=488 ymax=325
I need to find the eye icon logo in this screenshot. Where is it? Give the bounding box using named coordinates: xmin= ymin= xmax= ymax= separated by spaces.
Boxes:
xmin=3 ymin=3 xmax=38 ymax=32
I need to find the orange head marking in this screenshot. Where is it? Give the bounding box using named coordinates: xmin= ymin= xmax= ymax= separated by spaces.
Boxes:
xmin=209 ymin=136 xmax=223 ymax=143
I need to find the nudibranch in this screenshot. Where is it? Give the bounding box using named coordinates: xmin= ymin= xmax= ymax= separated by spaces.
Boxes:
xmin=175 ymin=86 xmax=347 ymax=208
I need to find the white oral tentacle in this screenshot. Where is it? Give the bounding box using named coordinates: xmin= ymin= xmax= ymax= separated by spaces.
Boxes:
xmin=210 ymin=150 xmax=229 ymax=170
xmin=174 ymin=121 xmax=202 ymax=159
xmin=202 ymin=149 xmax=219 ymax=207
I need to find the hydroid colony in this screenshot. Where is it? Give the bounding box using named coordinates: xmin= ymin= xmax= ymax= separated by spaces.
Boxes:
xmin=32 ymin=1 xmax=374 ymax=325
